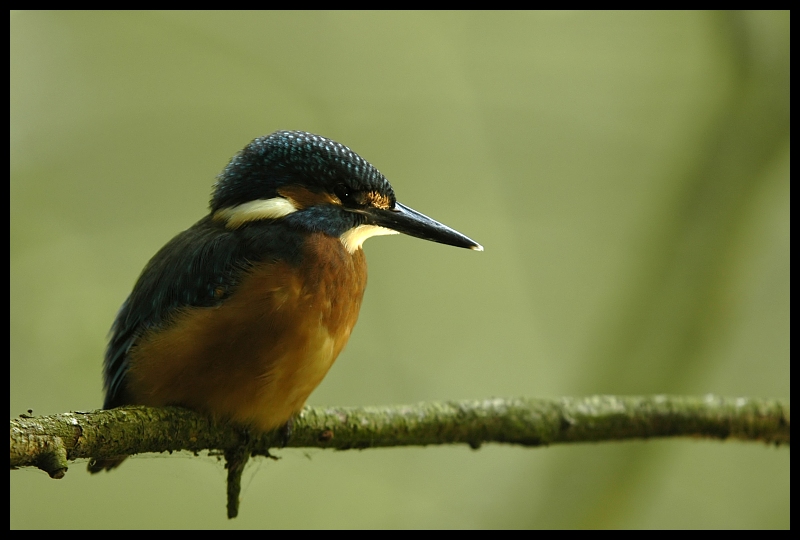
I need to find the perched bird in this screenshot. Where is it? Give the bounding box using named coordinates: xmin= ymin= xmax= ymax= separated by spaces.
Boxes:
xmin=88 ymin=131 xmax=481 ymax=473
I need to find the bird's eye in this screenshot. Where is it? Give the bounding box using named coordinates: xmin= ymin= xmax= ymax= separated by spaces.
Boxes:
xmin=334 ymin=183 xmax=356 ymax=206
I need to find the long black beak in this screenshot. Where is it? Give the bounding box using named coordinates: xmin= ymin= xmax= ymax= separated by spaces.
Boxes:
xmin=362 ymin=202 xmax=483 ymax=251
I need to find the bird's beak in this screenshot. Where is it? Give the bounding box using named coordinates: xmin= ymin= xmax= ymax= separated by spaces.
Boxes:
xmin=362 ymin=202 xmax=483 ymax=251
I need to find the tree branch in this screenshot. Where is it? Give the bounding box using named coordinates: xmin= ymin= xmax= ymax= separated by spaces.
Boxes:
xmin=11 ymin=395 xmax=789 ymax=518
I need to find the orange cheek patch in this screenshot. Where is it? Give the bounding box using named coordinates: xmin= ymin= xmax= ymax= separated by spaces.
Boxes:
xmin=364 ymin=191 xmax=392 ymax=210
xmin=278 ymin=185 xmax=338 ymax=209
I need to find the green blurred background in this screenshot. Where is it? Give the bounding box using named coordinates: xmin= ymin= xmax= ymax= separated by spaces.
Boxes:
xmin=10 ymin=11 xmax=789 ymax=529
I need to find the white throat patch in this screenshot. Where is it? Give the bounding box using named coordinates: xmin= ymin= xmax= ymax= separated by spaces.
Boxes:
xmin=340 ymin=224 xmax=399 ymax=253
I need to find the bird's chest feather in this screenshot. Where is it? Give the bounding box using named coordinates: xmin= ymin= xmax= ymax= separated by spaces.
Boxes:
xmin=126 ymin=233 xmax=368 ymax=432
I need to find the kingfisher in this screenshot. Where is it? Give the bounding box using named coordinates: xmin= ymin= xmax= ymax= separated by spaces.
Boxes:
xmin=88 ymin=130 xmax=481 ymax=473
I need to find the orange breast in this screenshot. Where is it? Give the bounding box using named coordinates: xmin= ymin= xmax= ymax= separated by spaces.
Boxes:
xmin=125 ymin=233 xmax=368 ymax=432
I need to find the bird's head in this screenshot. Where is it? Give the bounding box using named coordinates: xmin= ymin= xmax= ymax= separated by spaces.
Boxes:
xmin=211 ymin=131 xmax=482 ymax=253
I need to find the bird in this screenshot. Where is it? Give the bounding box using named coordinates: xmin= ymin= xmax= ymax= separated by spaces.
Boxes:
xmin=88 ymin=130 xmax=481 ymax=473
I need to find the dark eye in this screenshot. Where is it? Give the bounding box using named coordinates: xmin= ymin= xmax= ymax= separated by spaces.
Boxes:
xmin=334 ymin=183 xmax=356 ymax=205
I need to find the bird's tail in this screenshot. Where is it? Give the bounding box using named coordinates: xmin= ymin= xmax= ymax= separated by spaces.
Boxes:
xmin=87 ymin=457 xmax=127 ymax=474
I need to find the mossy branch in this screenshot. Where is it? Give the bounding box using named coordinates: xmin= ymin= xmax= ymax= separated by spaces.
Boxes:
xmin=10 ymin=395 xmax=789 ymax=518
